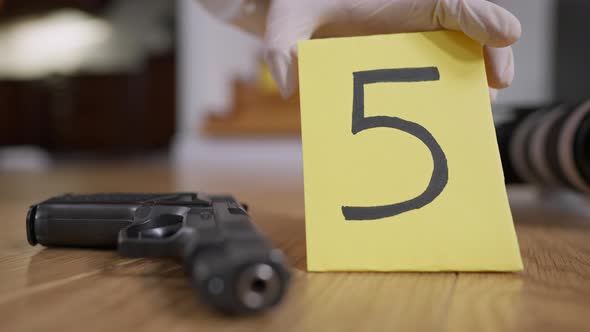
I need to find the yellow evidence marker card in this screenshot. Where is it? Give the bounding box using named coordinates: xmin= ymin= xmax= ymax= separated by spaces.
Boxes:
xmin=298 ymin=31 xmax=523 ymax=272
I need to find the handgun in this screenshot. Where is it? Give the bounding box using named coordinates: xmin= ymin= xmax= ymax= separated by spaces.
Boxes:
xmin=26 ymin=193 xmax=291 ymax=314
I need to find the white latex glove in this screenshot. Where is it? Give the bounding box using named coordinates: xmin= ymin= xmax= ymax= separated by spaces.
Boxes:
xmin=198 ymin=0 xmax=521 ymax=99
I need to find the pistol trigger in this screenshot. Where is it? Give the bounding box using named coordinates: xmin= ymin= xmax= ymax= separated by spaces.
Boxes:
xmin=134 ymin=206 xmax=153 ymax=221
xmin=240 ymin=203 xmax=249 ymax=212
xmin=125 ymin=214 xmax=184 ymax=240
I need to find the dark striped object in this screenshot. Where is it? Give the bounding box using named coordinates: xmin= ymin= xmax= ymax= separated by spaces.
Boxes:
xmin=497 ymin=99 xmax=590 ymax=193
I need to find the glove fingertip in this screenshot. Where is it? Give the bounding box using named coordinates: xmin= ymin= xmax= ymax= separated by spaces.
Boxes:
xmin=264 ymin=48 xmax=297 ymax=99
xmin=482 ymin=4 xmax=522 ymax=47
xmin=486 ymin=20 xmax=521 ymax=48
xmin=489 ymin=88 xmax=498 ymax=103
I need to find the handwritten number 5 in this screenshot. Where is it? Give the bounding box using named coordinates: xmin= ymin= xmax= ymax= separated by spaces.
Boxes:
xmin=341 ymin=67 xmax=449 ymax=221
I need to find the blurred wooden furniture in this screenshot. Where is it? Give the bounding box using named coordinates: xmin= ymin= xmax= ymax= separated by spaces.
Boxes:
xmin=0 ymin=54 xmax=176 ymax=153
xmin=203 ymin=66 xmax=301 ymax=137
xmin=0 ymin=1 xmax=176 ymax=153
xmin=204 ymin=80 xmax=301 ymax=137
xmin=0 ymin=162 xmax=589 ymax=332
xmin=0 ymin=0 xmax=111 ymax=18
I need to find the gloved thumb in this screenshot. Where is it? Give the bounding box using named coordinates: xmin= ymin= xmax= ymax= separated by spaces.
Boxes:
xmin=263 ymin=2 xmax=319 ymax=98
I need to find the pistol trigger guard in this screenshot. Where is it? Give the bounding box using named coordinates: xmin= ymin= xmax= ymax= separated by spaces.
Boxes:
xmin=118 ymin=206 xmax=191 ymax=258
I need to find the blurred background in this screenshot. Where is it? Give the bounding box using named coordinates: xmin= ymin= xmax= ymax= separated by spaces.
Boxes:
xmin=0 ymin=0 xmax=588 ymax=184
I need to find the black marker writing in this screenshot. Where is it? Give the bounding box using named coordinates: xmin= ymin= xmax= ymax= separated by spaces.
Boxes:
xmin=342 ymin=67 xmax=449 ymax=221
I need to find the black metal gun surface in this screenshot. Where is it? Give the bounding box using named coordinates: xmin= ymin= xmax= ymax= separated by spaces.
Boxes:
xmin=26 ymin=193 xmax=290 ymax=314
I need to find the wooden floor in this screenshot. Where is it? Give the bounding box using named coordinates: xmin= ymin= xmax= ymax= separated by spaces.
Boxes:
xmin=0 ymin=161 xmax=589 ymax=332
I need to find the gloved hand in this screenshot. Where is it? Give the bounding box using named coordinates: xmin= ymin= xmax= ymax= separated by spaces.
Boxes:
xmin=198 ymin=0 xmax=521 ymax=99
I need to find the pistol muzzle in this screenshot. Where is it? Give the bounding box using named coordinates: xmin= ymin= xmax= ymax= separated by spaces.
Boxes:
xmin=26 ymin=205 xmax=38 ymax=246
